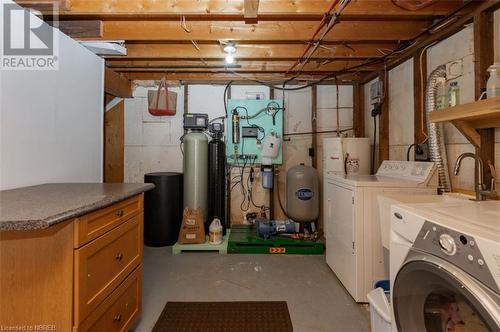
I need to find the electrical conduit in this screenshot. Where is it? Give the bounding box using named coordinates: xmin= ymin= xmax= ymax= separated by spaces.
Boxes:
xmin=287 ymin=0 xmax=341 ymax=72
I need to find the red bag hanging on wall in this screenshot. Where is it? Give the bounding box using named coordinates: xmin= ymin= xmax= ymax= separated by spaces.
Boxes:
xmin=148 ymin=77 xmax=177 ymax=116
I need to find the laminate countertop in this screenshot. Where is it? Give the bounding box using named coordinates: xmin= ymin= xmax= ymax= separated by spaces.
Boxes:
xmin=0 ymin=183 xmax=155 ymax=231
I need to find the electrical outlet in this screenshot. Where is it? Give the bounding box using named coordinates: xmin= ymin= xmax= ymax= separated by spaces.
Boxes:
xmin=414 ymin=144 xmax=430 ymax=161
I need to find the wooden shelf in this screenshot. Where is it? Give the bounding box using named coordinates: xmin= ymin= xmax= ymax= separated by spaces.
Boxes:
xmin=430 ymin=96 xmax=500 ymax=148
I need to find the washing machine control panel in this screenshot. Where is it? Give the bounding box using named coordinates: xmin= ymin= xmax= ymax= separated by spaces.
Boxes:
xmin=413 ymin=221 xmax=498 ymax=293
xmin=438 ymin=233 xmax=457 ymax=255
xmin=376 ymin=161 xmax=435 ymax=182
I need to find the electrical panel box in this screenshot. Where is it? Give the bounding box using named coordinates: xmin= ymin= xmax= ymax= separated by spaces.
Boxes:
xmin=242 ymin=127 xmax=259 ymax=138
xmin=370 ymin=80 xmax=384 ymax=105
xmin=226 ymin=99 xmax=283 ymax=165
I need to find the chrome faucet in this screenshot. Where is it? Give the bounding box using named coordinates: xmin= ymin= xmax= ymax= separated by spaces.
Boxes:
xmin=453 ymin=153 xmax=496 ymax=201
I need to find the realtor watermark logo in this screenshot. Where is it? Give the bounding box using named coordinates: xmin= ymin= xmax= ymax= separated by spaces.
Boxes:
xmin=0 ymin=1 xmax=59 ymax=70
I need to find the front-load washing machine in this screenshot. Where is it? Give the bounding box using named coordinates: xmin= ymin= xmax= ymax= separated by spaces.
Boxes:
xmin=323 ymin=160 xmax=438 ymax=302
xmin=390 ymin=201 xmax=500 ymax=331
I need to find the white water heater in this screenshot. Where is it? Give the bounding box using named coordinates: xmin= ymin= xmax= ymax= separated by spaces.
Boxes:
xmin=322 ymin=137 xmax=371 ymax=175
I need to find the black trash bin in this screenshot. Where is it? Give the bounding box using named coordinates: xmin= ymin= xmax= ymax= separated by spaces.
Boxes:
xmin=144 ymin=172 xmax=183 ymax=247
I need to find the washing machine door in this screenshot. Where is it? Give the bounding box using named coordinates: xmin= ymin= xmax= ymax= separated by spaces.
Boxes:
xmin=393 ymin=253 xmax=500 ymax=332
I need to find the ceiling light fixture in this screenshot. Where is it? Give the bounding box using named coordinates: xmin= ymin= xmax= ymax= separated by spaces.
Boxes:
xmin=223 ymin=44 xmax=236 ymax=54
xmin=225 ymin=54 xmax=235 ymax=64
xmin=223 ymin=43 xmax=236 ymax=65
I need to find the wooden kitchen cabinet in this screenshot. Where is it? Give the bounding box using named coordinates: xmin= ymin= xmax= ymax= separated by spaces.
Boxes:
xmin=0 ymin=194 xmax=145 ymax=332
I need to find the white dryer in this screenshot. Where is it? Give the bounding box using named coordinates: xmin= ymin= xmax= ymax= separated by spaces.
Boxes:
xmin=323 ymin=161 xmax=437 ymax=302
xmin=390 ymin=201 xmax=500 ymax=331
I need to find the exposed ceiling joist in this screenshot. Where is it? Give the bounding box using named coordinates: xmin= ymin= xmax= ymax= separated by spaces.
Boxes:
xmin=124 ymin=72 xmax=363 ymax=82
xmin=47 ymin=20 xmax=102 ymax=38
xmin=244 ymin=0 xmax=259 ymax=24
xmin=13 ymin=0 xmax=471 ymax=82
xmin=104 ymin=68 xmax=133 ymax=97
xmin=104 ymin=43 xmax=397 ymax=61
xmin=16 ymin=0 xmax=462 ymax=20
xmin=361 ymin=0 xmax=499 ymax=83
xmin=107 ymin=59 xmax=377 ymax=73
xmin=98 ymin=20 xmax=430 ymax=42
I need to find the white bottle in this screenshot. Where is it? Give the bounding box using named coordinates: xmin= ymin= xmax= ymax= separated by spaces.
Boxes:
xmin=209 ymin=218 xmax=223 ymax=245
xmin=486 ymin=63 xmax=500 ymax=98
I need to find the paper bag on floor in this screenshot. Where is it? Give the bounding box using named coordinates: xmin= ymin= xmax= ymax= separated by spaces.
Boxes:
xmin=178 ymin=208 xmax=205 ymax=244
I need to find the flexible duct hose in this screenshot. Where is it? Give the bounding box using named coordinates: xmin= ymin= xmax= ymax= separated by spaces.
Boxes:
xmin=426 ymin=65 xmax=452 ymax=193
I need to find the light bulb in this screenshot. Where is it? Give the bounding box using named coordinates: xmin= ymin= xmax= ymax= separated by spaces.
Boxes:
xmin=225 ymin=54 xmax=235 ymax=64
xmin=223 ymin=45 xmax=236 ymax=54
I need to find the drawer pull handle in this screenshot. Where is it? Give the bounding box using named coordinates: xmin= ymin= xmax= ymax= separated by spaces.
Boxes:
xmin=116 ymin=210 xmax=124 ymax=217
xmin=113 ymin=314 xmax=122 ymax=322
xmin=115 ymin=253 xmax=124 ymax=261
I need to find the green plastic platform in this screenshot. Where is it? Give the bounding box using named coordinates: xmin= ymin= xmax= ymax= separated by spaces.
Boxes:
xmin=172 ymin=230 xmax=230 ymax=254
xmin=228 ymin=225 xmax=324 ymax=255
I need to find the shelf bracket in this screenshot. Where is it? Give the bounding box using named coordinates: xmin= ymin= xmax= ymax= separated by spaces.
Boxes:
xmin=452 ymin=120 xmax=481 ymax=148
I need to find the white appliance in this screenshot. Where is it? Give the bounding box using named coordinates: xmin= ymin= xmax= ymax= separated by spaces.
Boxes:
xmin=323 ymin=160 xmax=437 ymax=302
xmin=390 ymin=201 xmax=500 ymax=331
xmin=378 ymin=194 xmax=453 ymax=277
xmin=323 ymin=137 xmax=371 ymax=175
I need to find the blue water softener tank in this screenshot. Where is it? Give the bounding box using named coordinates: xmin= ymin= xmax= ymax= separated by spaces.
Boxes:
xmin=286 ymin=164 xmax=319 ymax=222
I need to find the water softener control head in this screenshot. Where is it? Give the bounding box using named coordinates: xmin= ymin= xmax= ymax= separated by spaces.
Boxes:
xmin=232 ymin=109 xmax=240 ymax=145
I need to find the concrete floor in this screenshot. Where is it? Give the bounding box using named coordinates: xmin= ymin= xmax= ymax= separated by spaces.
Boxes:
xmin=132 ymin=246 xmax=370 ymax=332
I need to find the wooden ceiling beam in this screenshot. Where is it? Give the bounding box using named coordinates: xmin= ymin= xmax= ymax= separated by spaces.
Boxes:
xmin=47 ymin=20 xmax=102 ymax=38
xmin=104 ymin=67 xmax=132 ymax=98
xmin=98 ymin=20 xmax=430 ymax=42
xmin=107 ymin=59 xmax=377 ymax=72
xmin=104 ymin=43 xmax=396 ymax=61
xmin=244 ymin=0 xmax=259 ymax=24
xmin=360 ymin=0 xmax=498 ymax=83
xmin=19 ymin=0 xmax=462 ymax=20
xmin=14 ymin=0 xmax=68 ymax=11
xmin=124 ymin=72 xmax=362 ymax=82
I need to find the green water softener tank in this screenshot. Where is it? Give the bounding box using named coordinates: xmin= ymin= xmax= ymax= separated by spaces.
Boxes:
xmin=286 ymin=164 xmax=319 ymax=222
xmin=183 ymin=131 xmax=208 ymax=222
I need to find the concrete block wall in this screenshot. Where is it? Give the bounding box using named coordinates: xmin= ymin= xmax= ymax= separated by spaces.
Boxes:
xmin=275 ymin=86 xmax=314 ymax=221
xmin=124 ymin=82 xmax=354 ymax=225
xmin=124 ymin=83 xmax=185 ymax=183
xmin=426 ymin=26 xmax=477 ymax=190
xmin=388 ymin=59 xmax=414 ymax=161
xmin=364 ymin=11 xmax=500 ymax=190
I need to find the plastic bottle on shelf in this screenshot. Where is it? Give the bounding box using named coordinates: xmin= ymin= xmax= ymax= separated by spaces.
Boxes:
xmin=436 ymin=77 xmax=448 ymax=109
xmin=486 ymin=63 xmax=500 ymax=98
xmin=448 ymin=81 xmax=460 ymax=107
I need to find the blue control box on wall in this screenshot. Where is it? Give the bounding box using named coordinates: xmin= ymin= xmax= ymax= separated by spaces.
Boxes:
xmin=225 ymin=99 xmax=284 ymax=165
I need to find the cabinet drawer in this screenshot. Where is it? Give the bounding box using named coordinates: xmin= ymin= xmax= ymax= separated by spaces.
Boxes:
xmin=75 ymin=266 xmax=142 ymax=332
xmin=74 ymin=195 xmax=142 ymax=248
xmin=74 ymin=214 xmax=143 ymax=323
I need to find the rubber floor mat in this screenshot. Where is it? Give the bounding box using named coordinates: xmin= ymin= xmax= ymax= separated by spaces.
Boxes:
xmin=152 ymin=301 xmax=293 ymax=332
